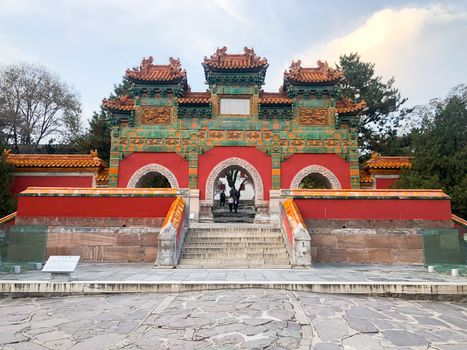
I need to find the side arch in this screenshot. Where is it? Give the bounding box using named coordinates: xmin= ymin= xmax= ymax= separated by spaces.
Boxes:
xmin=290 ymin=165 xmax=342 ymax=189
xmin=205 ymin=157 xmax=264 ymax=202
xmin=127 ymin=163 xmax=179 ymax=188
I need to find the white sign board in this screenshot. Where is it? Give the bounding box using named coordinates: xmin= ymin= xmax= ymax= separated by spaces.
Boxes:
xmin=220 ymin=98 xmax=250 ymax=115
xmin=42 ymin=256 xmax=80 ymax=273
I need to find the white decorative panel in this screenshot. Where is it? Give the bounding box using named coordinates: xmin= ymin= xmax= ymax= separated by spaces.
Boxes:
xmin=220 ymin=98 xmax=250 ymax=115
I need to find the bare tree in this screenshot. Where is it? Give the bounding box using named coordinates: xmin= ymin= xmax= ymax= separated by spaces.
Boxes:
xmin=0 ymin=62 xmax=82 ymax=151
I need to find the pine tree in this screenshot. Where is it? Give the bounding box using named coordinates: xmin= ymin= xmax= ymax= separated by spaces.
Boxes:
xmin=396 ymin=85 xmax=467 ymax=217
xmin=337 ymin=53 xmax=407 ymax=156
xmin=0 ymin=151 xmax=16 ymax=217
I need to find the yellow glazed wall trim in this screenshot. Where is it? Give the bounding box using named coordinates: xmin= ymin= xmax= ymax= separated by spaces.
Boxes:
xmin=282 ymin=198 xmax=306 ymax=233
xmin=162 ymin=196 xmax=186 ymax=229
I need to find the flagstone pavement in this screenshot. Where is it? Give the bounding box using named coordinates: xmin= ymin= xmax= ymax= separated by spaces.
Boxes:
xmin=0 ymin=288 xmax=466 ymax=349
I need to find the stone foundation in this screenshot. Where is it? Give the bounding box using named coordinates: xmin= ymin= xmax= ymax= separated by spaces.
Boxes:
xmin=306 ymin=219 xmax=452 ymax=265
xmin=46 ymin=226 xmax=160 ymax=262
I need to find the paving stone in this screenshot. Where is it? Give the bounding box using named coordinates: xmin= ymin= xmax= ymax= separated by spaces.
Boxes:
xmin=313 ymin=317 xmax=348 ymax=341
xmin=244 ymin=337 xmax=275 ymax=349
xmin=345 ymin=316 xmax=378 ymax=333
xmin=70 ymin=333 xmax=122 ymax=349
xmin=346 ymin=306 xmax=387 ymax=320
xmin=343 ymin=333 xmax=384 ymax=350
xmin=314 ymin=343 xmax=343 ymax=350
xmin=214 ymin=333 xmax=244 ymax=346
xmin=0 ymin=333 xmax=29 ymax=345
xmin=434 ymin=344 xmax=467 ymax=350
xmin=3 ymin=341 xmax=50 ymax=350
xmin=383 ymin=330 xmax=430 ymax=347
xmin=243 ymin=318 xmax=272 ymax=326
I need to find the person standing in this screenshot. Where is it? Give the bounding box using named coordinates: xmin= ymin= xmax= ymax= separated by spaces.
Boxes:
xmin=233 ymin=189 xmax=240 ymax=213
xmin=219 ymin=190 xmax=226 ymax=207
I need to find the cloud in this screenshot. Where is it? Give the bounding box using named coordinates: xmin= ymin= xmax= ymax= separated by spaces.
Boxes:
xmin=214 ymin=0 xmax=248 ymax=23
xmin=287 ymin=5 xmax=467 ymax=106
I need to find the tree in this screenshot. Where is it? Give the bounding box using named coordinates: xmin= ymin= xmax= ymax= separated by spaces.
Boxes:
xmin=75 ymin=78 xmax=131 ymax=162
xmin=0 ymin=151 xmax=16 ymax=217
xmin=395 ymin=85 xmax=467 ymax=218
xmin=337 ymin=53 xmax=407 ymax=155
xmin=74 ymin=110 xmax=111 ymax=162
xmin=0 ymin=62 xmax=82 ymax=151
xmin=221 ymin=168 xmax=250 ymax=197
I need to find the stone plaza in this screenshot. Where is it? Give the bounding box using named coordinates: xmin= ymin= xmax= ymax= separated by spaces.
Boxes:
xmin=0 ymin=263 xmax=466 ymax=349
xmin=0 ymin=288 xmax=466 ymax=350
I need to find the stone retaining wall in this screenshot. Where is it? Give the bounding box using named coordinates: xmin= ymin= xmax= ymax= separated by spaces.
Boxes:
xmin=46 ymin=226 xmax=160 ymax=262
xmin=306 ymin=219 xmax=452 ymax=264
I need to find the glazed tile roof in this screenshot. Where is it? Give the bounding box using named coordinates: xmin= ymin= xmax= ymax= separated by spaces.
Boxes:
xmin=284 ymin=60 xmax=343 ymax=84
xmin=364 ymin=154 xmax=413 ymax=170
xmin=359 ymin=171 xmax=373 ymax=183
xmin=177 ymin=92 xmax=211 ymax=104
xmin=126 ymin=56 xmax=186 ymax=82
xmin=336 ymin=97 xmax=367 ymax=114
xmin=6 ymin=150 xmax=106 ymax=169
xmin=259 ymin=92 xmax=292 ymax=105
xmin=203 ymin=47 xmax=268 ymax=70
xmin=96 ymin=168 xmax=109 ymax=186
xmin=102 ymin=96 xmax=135 ymax=112
xmin=19 ymin=187 xmax=179 ymax=197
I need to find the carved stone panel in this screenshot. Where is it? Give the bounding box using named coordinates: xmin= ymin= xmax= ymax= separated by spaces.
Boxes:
xmin=142 ymin=107 xmax=171 ymax=125
xmin=299 ymin=108 xmax=328 ymax=126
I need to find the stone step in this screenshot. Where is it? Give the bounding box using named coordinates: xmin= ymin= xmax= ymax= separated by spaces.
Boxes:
xmin=213 ymin=217 xmax=255 ymax=223
xmin=184 ymin=242 xmax=285 ymax=247
xmin=182 ymin=244 xmax=287 ymax=254
xmin=177 ymin=258 xmax=291 ymax=266
xmin=184 ymin=239 xmax=284 ymax=245
xmin=187 ymin=235 xmax=278 ymax=239
xmin=189 ymin=228 xmax=281 ymax=233
xmin=177 ymin=264 xmax=292 ymax=269
xmin=179 ymin=253 xmax=289 ymax=260
xmin=188 ymin=230 xmax=281 ymax=236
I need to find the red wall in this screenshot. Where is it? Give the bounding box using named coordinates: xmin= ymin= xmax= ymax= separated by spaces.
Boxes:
xmin=376 ymin=177 xmax=398 ymax=189
xmin=11 ymin=176 xmax=93 ymax=196
xmin=281 ymin=154 xmax=351 ymax=189
xmin=17 ymin=196 xmax=175 ymax=218
xmin=118 ymin=152 xmax=189 ymax=188
xmin=295 ymin=198 xmax=452 ymax=221
xmin=198 ymin=147 xmax=272 ymax=200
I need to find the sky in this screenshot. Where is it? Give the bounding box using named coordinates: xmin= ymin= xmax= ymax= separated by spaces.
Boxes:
xmin=0 ymin=0 xmax=466 ymax=124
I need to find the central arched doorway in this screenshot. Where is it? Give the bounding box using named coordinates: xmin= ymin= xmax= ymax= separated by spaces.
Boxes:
xmin=127 ymin=163 xmax=179 ymax=188
xmin=202 ymin=157 xmax=265 ymax=223
xmin=213 ymin=166 xmax=255 ymax=222
xmin=290 ymin=165 xmax=342 ymax=189
xmin=134 ymin=172 xmax=171 ymax=188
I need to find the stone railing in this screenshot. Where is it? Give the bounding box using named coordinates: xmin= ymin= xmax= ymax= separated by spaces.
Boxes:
xmin=155 ymin=196 xmax=189 ymax=268
xmin=280 ymin=198 xmax=311 ymax=267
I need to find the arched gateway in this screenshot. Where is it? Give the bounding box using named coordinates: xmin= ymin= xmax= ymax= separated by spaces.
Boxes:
xmin=127 ymin=163 xmax=179 ymax=188
xmin=103 ymin=47 xmax=366 ymax=224
xmin=290 ymin=165 xmax=342 ymax=189
xmin=205 ymin=157 xmax=264 ymax=204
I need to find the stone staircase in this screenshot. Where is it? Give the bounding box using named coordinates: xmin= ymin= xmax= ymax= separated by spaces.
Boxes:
xmin=212 ymin=200 xmax=256 ymax=223
xmin=177 ymin=223 xmax=291 ymax=268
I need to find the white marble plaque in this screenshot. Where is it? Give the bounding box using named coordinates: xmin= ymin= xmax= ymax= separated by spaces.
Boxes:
xmin=220 ymin=98 xmax=250 ymax=115
xmin=42 ymin=256 xmax=80 ymax=273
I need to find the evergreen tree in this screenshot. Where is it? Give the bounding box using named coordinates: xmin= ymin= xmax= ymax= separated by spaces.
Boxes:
xmin=396 ymin=85 xmax=467 ymax=218
xmin=75 ymin=78 xmax=131 ymax=162
xmin=0 ymin=151 xmax=16 ymax=217
xmin=337 ymin=53 xmax=407 ymax=155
